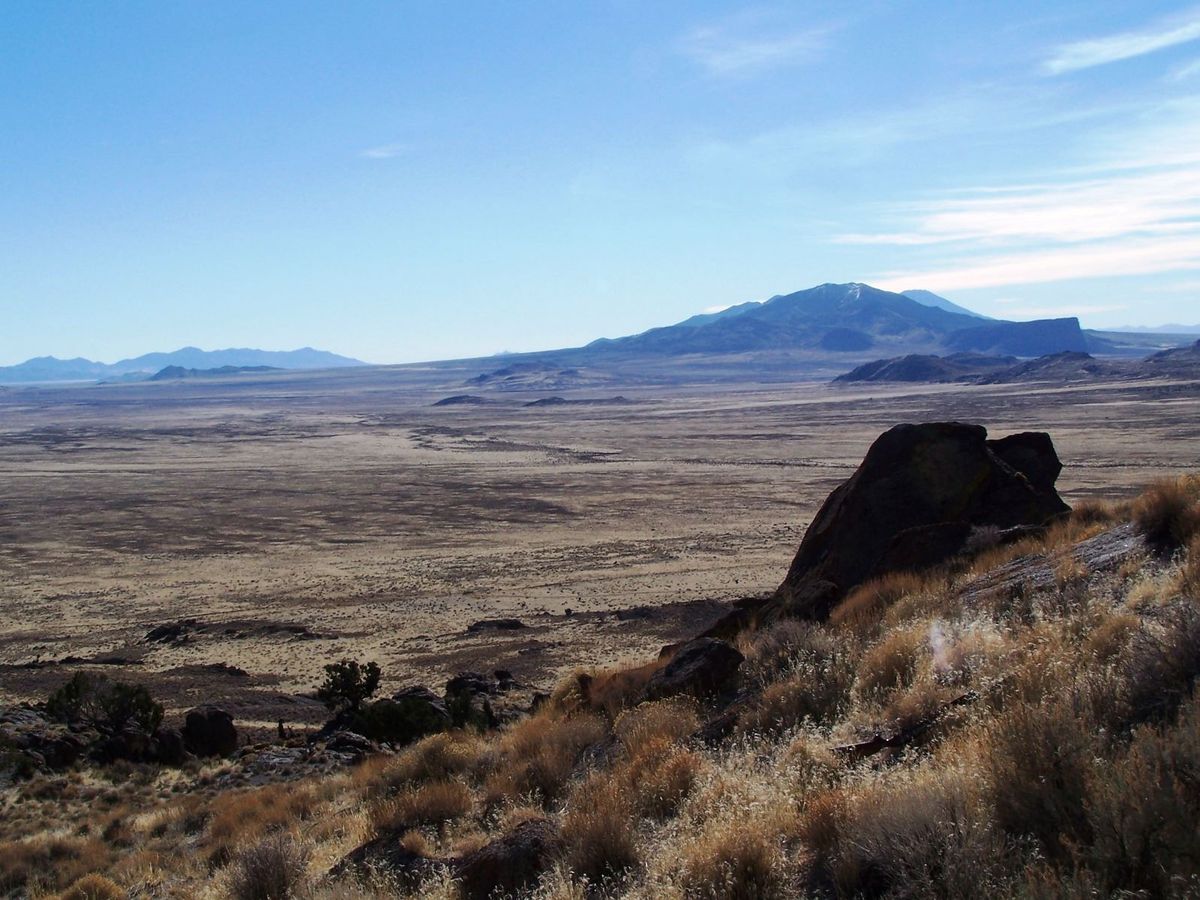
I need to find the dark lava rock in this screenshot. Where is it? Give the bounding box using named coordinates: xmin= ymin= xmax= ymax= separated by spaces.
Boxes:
xmin=144 ymin=619 xmax=200 ymax=644
xmin=445 ymin=672 xmax=498 ymax=729
xmin=455 ymin=818 xmax=565 ymax=900
xmin=0 ymin=707 xmax=89 ymax=771
xmin=181 ymin=706 xmax=238 ymax=757
xmin=466 ymin=618 xmax=527 ymax=633
xmin=643 ymin=638 xmax=744 ymax=701
xmin=153 ymin=727 xmax=189 ymax=766
xmin=773 ymin=422 xmax=1070 ymax=621
xmin=324 ymin=730 xmax=378 ymax=763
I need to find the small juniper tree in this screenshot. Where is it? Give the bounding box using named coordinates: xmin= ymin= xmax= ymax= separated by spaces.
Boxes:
xmin=316 ymin=659 xmax=381 ymax=714
xmin=46 ymin=672 xmax=163 ymax=734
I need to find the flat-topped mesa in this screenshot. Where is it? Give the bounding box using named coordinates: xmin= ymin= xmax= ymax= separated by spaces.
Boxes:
xmin=772 ymin=422 xmax=1070 ymax=622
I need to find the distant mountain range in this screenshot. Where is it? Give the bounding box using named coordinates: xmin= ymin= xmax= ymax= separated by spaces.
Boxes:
xmin=0 ymin=347 xmax=365 ymax=384
xmin=581 ymin=283 xmax=1093 ymax=359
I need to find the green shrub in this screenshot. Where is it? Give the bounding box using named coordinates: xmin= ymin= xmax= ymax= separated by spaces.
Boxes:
xmin=316 ymin=660 xmax=381 ymax=714
xmin=46 ymin=673 xmax=163 ymax=734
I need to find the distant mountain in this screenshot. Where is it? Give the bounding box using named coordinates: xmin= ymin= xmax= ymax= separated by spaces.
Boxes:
xmin=834 ymin=353 xmax=1016 ymax=384
xmin=0 ymin=346 xmax=365 ymax=384
xmin=833 ymin=340 xmax=1200 ymax=386
xmin=902 ymin=289 xmax=991 ymax=320
xmin=672 ymin=301 xmax=763 ymax=328
xmin=148 ymin=365 xmax=282 ymax=381
xmin=943 ymin=318 xmax=1089 ymax=356
xmin=583 ymin=283 xmax=1079 ymax=359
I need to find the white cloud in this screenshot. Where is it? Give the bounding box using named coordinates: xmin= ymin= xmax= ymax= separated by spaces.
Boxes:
xmin=839 ymin=165 xmax=1200 ymax=246
xmin=703 ymin=304 xmax=732 ymax=313
xmin=1045 ymin=6 xmax=1200 ymax=74
xmin=678 ymin=15 xmax=832 ymax=76
xmin=850 ymin=96 xmax=1200 ymax=294
xmin=873 ymin=235 xmax=1200 ymax=293
xmin=360 ymin=143 xmax=408 ymax=160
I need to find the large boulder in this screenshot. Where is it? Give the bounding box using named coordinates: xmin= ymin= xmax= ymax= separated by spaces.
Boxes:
xmin=181 ymin=706 xmax=237 ymax=757
xmin=455 ymin=818 xmax=564 ymax=900
xmin=772 ymin=422 xmax=1069 ymax=621
xmin=643 ymin=638 xmax=744 ymax=701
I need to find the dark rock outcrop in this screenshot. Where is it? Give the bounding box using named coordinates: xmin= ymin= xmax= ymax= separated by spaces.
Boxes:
xmin=323 ymin=731 xmax=378 ymax=763
xmin=333 ymin=818 xmax=563 ymax=897
xmin=772 ymin=422 xmax=1069 ymax=622
xmin=643 ymin=638 xmax=744 ymax=701
xmin=455 ymin=818 xmax=564 ymax=900
xmin=466 ymin=618 xmax=527 ymax=633
xmin=181 ymin=706 xmax=237 ymax=757
xmin=445 ymin=672 xmax=498 ymax=729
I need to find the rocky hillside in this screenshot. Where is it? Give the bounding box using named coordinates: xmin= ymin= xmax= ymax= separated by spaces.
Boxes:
xmin=2 ymin=426 xmax=1199 ymax=899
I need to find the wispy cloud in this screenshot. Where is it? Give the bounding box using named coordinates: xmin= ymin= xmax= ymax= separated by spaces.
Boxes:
xmin=853 ymin=97 xmax=1200 ymax=293
xmin=360 ymin=142 xmax=408 ymax=160
xmin=873 ymin=235 xmax=1200 ymax=293
xmin=1169 ymin=56 xmax=1200 ymax=81
xmin=678 ymin=14 xmax=832 ymax=76
xmin=1045 ymin=6 xmax=1200 ymax=74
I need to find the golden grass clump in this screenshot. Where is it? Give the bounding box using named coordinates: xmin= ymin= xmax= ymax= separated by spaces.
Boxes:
xmin=613 ymin=698 xmax=700 ymax=754
xmin=676 ymin=819 xmax=789 ymax=900
xmin=823 ymin=770 xmax=1006 ymax=899
xmin=830 ymin=570 xmax=938 ymax=633
xmin=1132 ymin=474 xmax=1200 ymax=552
xmin=561 ymin=772 xmax=639 ymax=883
xmin=204 ymin=783 xmax=318 ymax=867
xmin=367 ymin=779 xmax=474 ymax=834
xmin=0 ymin=836 xmax=113 ymax=895
xmin=56 ymin=873 xmax=126 ymax=900
xmin=484 ymin=711 xmax=608 ymax=806
xmin=855 ymin=624 xmax=927 ymax=699
xmin=356 ymin=730 xmax=488 ymax=797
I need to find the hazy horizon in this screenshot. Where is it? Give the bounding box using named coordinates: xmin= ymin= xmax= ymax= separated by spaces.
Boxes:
xmin=4 ymin=2 xmax=1200 ymax=367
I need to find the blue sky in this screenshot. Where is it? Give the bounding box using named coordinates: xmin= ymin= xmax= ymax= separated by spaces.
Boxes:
xmin=3 ymin=1 xmax=1200 ymax=365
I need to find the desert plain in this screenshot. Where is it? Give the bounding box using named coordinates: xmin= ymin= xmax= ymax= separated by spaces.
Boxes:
xmin=2 ymin=362 xmax=1198 ymax=737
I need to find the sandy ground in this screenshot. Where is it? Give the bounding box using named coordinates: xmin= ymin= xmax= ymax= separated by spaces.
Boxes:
xmin=1 ymin=365 xmax=1197 ymax=734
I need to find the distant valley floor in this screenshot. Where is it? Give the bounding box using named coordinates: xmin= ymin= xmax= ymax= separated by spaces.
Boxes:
xmin=1 ymin=366 xmax=1198 ymax=737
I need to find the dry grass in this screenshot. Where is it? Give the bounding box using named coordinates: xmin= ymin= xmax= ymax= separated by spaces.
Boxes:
xmin=830 ymin=571 xmax=941 ymax=633
xmin=855 ymin=625 xmax=927 ymax=699
xmin=562 ymin=772 xmax=639 ymax=883
xmin=205 ymin=783 xmax=319 ymax=867
xmin=227 ymin=833 xmax=311 ymax=900
xmin=483 ymin=711 xmax=608 ymax=807
xmin=367 ymin=779 xmax=474 ymax=833
xmin=56 ymin=873 xmax=126 ymax=900
xmin=1132 ymin=474 xmax=1200 ymax=552
xmin=8 ymin=474 xmax=1200 ymax=900
xmin=0 ymin=835 xmax=113 ymax=895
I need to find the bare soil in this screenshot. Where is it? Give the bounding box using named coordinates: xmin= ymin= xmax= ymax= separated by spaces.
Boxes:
xmin=2 ymin=365 xmax=1197 ymax=736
